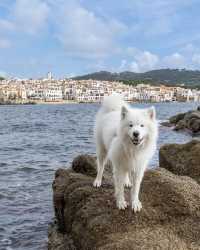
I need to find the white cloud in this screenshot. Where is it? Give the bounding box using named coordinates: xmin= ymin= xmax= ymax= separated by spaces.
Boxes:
xmin=0 ymin=19 xmax=14 ymax=31
xmin=0 ymin=38 xmax=11 ymax=49
xmin=130 ymin=61 xmax=140 ymax=73
xmin=180 ymin=43 xmax=197 ymax=54
xmin=128 ymin=0 xmax=198 ymax=39
xmin=0 ymin=0 xmax=50 ymax=36
xmin=163 ymin=53 xmax=186 ymax=68
xmin=127 ymin=49 xmax=159 ymax=72
xmin=1 ymin=0 xmax=200 ymax=76
xmin=135 ymin=51 xmax=159 ymax=71
xmin=13 ymin=0 xmax=50 ymax=35
xmin=119 ymin=59 xmax=127 ymax=71
xmin=53 ymin=1 xmax=126 ymax=58
xmin=192 ymin=54 xmax=200 ymax=65
xmin=117 ymin=47 xmax=200 ymax=73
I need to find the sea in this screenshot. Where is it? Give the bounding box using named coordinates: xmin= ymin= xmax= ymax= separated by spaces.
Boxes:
xmin=0 ymin=102 xmax=199 ymax=250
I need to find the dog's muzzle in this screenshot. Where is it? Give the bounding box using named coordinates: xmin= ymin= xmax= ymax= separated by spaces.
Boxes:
xmin=131 ymin=138 xmax=143 ymax=146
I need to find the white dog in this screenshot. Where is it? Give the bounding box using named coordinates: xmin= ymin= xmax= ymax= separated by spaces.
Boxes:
xmin=93 ymin=94 xmax=158 ymax=212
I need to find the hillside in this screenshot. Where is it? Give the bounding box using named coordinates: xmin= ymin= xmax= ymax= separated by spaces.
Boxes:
xmin=73 ymin=69 xmax=200 ymax=88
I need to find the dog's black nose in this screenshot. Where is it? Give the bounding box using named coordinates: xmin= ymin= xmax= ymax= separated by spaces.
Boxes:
xmin=133 ymin=131 xmax=139 ymax=138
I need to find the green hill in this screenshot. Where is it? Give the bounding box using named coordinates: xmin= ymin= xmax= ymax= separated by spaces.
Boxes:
xmin=73 ymin=69 xmax=200 ymax=88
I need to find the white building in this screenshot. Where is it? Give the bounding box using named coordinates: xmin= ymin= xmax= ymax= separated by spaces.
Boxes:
xmin=44 ymin=86 xmax=63 ymax=101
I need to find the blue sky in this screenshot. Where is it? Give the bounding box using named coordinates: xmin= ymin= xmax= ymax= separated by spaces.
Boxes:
xmin=1 ymin=0 xmax=200 ymax=78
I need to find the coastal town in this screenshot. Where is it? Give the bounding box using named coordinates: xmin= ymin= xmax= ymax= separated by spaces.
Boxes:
xmin=0 ymin=72 xmax=200 ymax=104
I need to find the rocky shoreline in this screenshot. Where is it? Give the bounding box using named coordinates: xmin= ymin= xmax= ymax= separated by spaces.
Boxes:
xmin=48 ymin=140 xmax=200 ymax=250
xmin=161 ymin=106 xmax=200 ymax=134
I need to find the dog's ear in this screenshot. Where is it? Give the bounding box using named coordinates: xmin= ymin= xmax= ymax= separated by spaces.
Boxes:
xmin=147 ymin=106 xmax=156 ymax=120
xmin=121 ymin=106 xmax=128 ymax=120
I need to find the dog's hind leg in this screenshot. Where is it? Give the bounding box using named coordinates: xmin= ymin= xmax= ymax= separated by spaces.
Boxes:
xmin=93 ymin=145 xmax=107 ymax=188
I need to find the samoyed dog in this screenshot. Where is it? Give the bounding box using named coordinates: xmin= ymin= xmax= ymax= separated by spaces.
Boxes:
xmin=93 ymin=94 xmax=158 ymax=212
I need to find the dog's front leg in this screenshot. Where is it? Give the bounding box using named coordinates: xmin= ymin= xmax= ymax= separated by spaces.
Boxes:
xmin=93 ymin=156 xmax=106 ymax=187
xmin=131 ymin=164 xmax=146 ymax=213
xmin=124 ymin=172 xmax=132 ymax=188
xmin=113 ymin=168 xmax=128 ymax=210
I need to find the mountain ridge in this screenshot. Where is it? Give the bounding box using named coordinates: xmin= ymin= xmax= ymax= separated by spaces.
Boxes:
xmin=73 ymin=69 xmax=200 ymax=88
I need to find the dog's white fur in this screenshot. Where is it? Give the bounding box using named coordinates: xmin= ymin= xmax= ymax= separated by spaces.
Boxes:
xmin=93 ymin=94 xmax=158 ymax=212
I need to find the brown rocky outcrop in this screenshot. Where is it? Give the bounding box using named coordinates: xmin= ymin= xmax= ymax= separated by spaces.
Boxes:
xmin=48 ymin=145 xmax=200 ymax=250
xmin=162 ymin=106 xmax=200 ymax=134
xmin=159 ymin=140 xmax=200 ymax=184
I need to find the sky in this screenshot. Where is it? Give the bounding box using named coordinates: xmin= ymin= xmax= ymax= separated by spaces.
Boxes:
xmin=1 ymin=0 xmax=200 ymax=78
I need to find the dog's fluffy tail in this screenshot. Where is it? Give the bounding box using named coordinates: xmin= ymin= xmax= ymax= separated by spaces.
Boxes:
xmin=100 ymin=93 xmax=127 ymax=114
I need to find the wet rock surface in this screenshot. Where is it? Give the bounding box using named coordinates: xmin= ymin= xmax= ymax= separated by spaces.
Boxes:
xmin=162 ymin=106 xmax=200 ymax=134
xmin=48 ymin=147 xmax=200 ymax=250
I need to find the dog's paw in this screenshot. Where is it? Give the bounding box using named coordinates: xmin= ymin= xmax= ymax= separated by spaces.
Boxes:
xmin=124 ymin=179 xmax=132 ymax=188
xmin=132 ymin=199 xmax=142 ymax=213
xmin=124 ymin=174 xmax=132 ymax=188
xmin=93 ymin=178 xmax=102 ymax=188
xmin=117 ymin=200 xmax=128 ymax=210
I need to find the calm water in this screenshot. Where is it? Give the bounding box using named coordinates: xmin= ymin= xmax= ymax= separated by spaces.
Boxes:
xmin=0 ymin=102 xmax=199 ymax=250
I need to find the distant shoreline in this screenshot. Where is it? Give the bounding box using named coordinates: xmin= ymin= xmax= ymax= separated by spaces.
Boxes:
xmin=0 ymin=100 xmax=78 ymax=105
xmin=0 ymin=100 xmax=156 ymax=105
xmin=0 ymin=100 xmax=197 ymax=105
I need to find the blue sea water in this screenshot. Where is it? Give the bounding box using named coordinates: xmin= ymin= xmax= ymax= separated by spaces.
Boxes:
xmin=0 ymin=102 xmax=199 ymax=250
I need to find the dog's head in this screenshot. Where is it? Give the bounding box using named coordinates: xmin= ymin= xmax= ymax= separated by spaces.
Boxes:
xmin=120 ymin=106 xmax=158 ymax=147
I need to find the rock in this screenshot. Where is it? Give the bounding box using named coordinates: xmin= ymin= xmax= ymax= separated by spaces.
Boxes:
xmin=184 ymin=111 xmax=200 ymax=134
xmin=72 ymin=154 xmax=97 ymax=177
xmin=52 ymin=169 xmax=71 ymax=233
xmin=48 ymin=223 xmax=76 ymax=250
xmin=169 ymin=112 xmax=186 ymax=124
xmin=72 ymin=154 xmax=112 ymax=178
xmin=163 ymin=108 xmax=200 ymax=134
xmin=184 ymin=111 xmax=200 ymax=121
xmin=49 ymin=154 xmax=200 ymax=250
xmin=159 ymin=140 xmax=200 ymax=183
xmin=187 ymin=118 xmax=200 ymax=133
xmin=174 ymin=119 xmax=186 ymax=131
xmin=160 ymin=121 xmax=173 ymax=127
xmin=197 ymin=106 xmax=200 ymax=111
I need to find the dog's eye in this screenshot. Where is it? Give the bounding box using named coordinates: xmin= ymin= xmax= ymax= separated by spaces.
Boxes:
xmin=140 ymin=124 xmax=144 ymax=127
xmin=129 ymin=124 xmax=133 ymax=127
